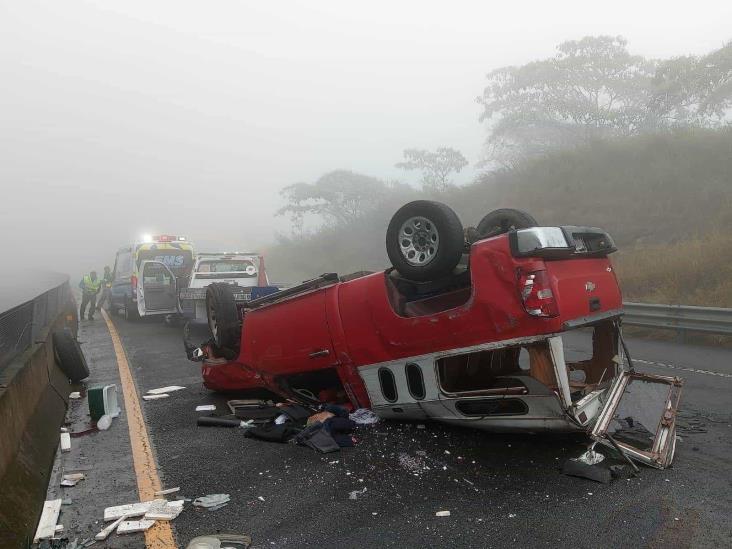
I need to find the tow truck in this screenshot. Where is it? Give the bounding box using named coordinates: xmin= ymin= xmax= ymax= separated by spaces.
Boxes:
xmin=178 ymin=253 xmax=273 ymax=322
xmin=191 ymin=201 xmax=683 ymax=469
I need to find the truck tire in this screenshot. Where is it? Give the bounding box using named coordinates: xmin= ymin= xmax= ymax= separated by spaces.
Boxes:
xmin=476 ymin=208 xmax=538 ymax=238
xmin=206 ymin=283 xmax=241 ymax=350
xmin=53 ymin=328 xmax=90 ymax=382
xmin=386 ymin=200 xmax=464 ymax=282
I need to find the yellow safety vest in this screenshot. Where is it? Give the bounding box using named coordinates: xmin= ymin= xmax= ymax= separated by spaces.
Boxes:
xmin=82 ymin=275 xmax=102 ymax=294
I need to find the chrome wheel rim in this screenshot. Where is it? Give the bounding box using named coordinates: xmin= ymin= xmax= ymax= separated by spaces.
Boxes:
xmin=398 ymin=216 xmax=439 ymax=266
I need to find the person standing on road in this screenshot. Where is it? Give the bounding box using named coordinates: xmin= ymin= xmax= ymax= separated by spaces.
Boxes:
xmin=79 ymin=270 xmax=101 ymax=320
xmin=96 ymin=265 xmax=113 ymax=314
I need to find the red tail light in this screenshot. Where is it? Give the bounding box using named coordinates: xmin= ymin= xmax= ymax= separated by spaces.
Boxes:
xmin=519 ymin=269 xmax=558 ymax=317
xmin=131 ymin=274 xmax=138 ymax=295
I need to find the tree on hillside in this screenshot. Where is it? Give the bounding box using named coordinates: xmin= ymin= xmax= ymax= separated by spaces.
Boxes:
xmin=477 ymin=36 xmax=731 ymax=167
xmin=396 ymin=147 xmax=468 ymax=192
xmin=651 ymin=41 xmax=732 ymax=127
xmin=277 ymin=170 xmax=388 ymax=231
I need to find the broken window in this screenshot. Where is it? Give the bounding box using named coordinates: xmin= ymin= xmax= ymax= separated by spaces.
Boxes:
xmin=456 ymin=398 xmax=528 ymax=416
xmin=437 ymin=343 xmax=552 ymax=395
xmin=561 ymin=322 xmax=619 ymax=401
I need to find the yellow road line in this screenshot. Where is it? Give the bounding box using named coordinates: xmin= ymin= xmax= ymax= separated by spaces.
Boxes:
xmin=101 ymin=309 xmax=177 ymax=549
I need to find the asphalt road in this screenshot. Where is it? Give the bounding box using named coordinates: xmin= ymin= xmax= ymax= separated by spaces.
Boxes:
xmin=52 ymin=316 xmax=732 ymax=548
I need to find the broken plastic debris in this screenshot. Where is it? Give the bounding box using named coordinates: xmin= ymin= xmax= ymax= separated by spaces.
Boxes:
xmin=61 ymin=473 xmax=85 ymax=487
xmin=349 ymin=487 xmax=367 ymax=500
xmin=117 ymin=519 xmax=155 ymax=534
xmin=508 ymin=513 xmax=517 ymax=518
xmin=143 ymin=394 xmax=170 ymax=401
xmin=435 ymin=510 xmax=451 ymax=517
xmin=147 ymin=385 xmax=185 ymax=395
xmin=349 ymin=408 xmax=379 ymax=425
xmin=258 ymin=496 xmax=265 ymax=502
xmin=195 ymin=404 xmax=217 ymax=412
xmin=60 ymin=432 xmax=71 ymax=452
xmin=154 ymin=487 xmax=181 ymax=496
xmin=574 ymin=449 xmax=605 ymax=466
xmin=145 ymin=500 xmax=185 ymax=521
xmin=69 ymin=392 xmax=82 ymax=399
xmin=193 ymin=494 xmax=231 ymax=509
xmin=96 ymin=414 xmax=112 ymax=431
xmin=95 ymin=515 xmax=127 ymax=541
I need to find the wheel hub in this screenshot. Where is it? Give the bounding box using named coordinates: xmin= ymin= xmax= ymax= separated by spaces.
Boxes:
xmin=398 ymin=216 xmax=440 ymax=266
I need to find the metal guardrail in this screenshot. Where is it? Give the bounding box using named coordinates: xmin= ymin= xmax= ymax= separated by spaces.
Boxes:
xmin=0 ymin=274 xmax=71 ymax=371
xmin=622 ymin=302 xmax=732 ymax=337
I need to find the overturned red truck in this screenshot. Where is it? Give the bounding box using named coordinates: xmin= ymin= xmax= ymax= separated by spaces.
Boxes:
xmin=191 ymin=201 xmax=682 ymax=468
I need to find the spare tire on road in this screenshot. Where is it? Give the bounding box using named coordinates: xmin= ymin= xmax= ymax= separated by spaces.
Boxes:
xmin=206 ymin=283 xmax=241 ymax=351
xmin=386 ymin=200 xmax=464 ymax=282
xmin=476 ymin=208 xmax=538 ymax=239
xmin=53 ymin=328 xmax=90 ymax=382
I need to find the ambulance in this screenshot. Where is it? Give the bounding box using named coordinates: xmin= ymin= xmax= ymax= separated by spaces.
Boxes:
xmin=110 ymin=235 xmax=195 ymax=320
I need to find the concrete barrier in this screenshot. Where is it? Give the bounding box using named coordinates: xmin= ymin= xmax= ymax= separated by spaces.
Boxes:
xmin=0 ymin=276 xmax=77 ymax=547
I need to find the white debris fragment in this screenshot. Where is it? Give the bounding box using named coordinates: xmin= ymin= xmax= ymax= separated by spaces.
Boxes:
xmin=96 ymin=414 xmax=113 ymax=430
xmin=258 ymin=496 xmax=265 ymax=502
xmin=142 ymin=394 xmax=170 ymax=401
xmin=154 ymin=487 xmax=181 ymax=496
xmin=147 ymin=386 xmax=185 ymax=395
xmin=436 ymin=510 xmax=451 ymax=517
xmin=508 ymin=513 xmax=517 ymax=518
xmin=195 ymin=404 xmax=217 ymax=412
xmin=69 ymin=392 xmax=82 ymax=399
xmin=95 ymin=516 xmax=127 ymax=540
xmin=60 ymin=433 xmax=71 ymax=452
xmin=104 ymin=501 xmax=156 ymax=521
xmin=193 ymin=494 xmax=230 ymax=509
xmin=145 ymin=500 xmax=185 ymax=521
xmin=33 ymin=499 xmax=62 ymax=542
xmin=349 ymin=488 xmax=367 ymax=500
xmin=117 ymin=519 xmax=156 ymax=534
xmin=60 ymin=473 xmax=85 ymax=487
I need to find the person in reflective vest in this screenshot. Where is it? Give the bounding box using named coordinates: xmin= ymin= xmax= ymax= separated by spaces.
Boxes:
xmin=96 ymin=266 xmax=113 ymax=313
xmin=79 ymin=270 xmax=101 ymax=320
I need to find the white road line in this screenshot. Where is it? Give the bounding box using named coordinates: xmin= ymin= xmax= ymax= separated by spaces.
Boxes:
xmin=633 ymin=358 xmax=732 ymax=379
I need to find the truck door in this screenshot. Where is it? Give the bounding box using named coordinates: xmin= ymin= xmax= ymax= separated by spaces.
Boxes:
xmin=242 ymin=288 xmax=336 ymax=376
xmin=137 ymin=261 xmax=179 ymax=316
xmin=591 ymin=371 xmax=683 ymax=469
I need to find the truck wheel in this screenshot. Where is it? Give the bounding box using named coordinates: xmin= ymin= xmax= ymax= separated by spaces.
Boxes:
xmin=124 ymin=297 xmax=139 ymax=321
xmin=53 ymin=328 xmax=90 ymax=382
xmin=476 ymin=208 xmax=538 ymax=238
xmin=386 ymin=201 xmax=464 ymax=282
xmin=206 ymin=283 xmax=241 ymax=350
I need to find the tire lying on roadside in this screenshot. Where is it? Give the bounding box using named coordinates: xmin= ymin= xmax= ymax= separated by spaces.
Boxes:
xmin=476 ymin=208 xmax=538 ymax=239
xmin=53 ymin=328 xmax=90 ymax=382
xmin=206 ymin=283 xmax=241 ymax=350
xmin=386 ymin=200 xmax=465 ymax=282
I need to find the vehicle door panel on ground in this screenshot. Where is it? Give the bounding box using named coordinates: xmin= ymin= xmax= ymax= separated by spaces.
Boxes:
xmin=111 ymin=247 xmax=133 ymax=313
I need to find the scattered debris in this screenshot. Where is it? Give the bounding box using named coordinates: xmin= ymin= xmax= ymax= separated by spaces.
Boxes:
xmin=185 ymin=534 xmax=252 ymax=548
xmin=95 ymin=515 xmax=127 ymax=541
xmin=193 ymin=494 xmax=231 ymax=510
xmin=435 ymin=510 xmax=451 ymax=517
xmin=117 ymin=519 xmax=156 ymax=534
xmin=61 ymin=473 xmax=85 ymax=487
xmin=147 ymin=385 xmax=185 ymax=395
xmin=69 ymin=392 xmax=82 ymax=399
xmin=60 ymin=432 xmax=71 ymax=452
xmin=88 ymin=383 xmax=120 ymax=420
xmin=33 ymin=499 xmax=62 ymax=542
xmin=562 ymin=446 xmax=612 ymax=484
xmin=62 ymin=499 xmax=73 ymax=506
xmin=104 ymin=501 xmax=154 ymax=521
xmin=96 ymin=414 xmax=112 ymax=431
xmin=154 ymin=487 xmax=181 ymax=496
xmin=508 ymin=513 xmax=517 ymax=518
xmin=196 ymin=404 xmax=217 ymax=412
xmin=257 ymin=496 xmax=265 ymax=502
xmin=349 ymin=408 xmax=379 ymax=425
xmin=143 ymin=394 xmax=170 ymax=401
xmin=145 ymin=500 xmax=185 ymax=521
xmin=349 ymin=488 xmax=367 ymax=500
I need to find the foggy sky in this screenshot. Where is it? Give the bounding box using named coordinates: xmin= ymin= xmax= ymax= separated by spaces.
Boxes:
xmin=1 ymin=0 xmax=730 ymax=281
